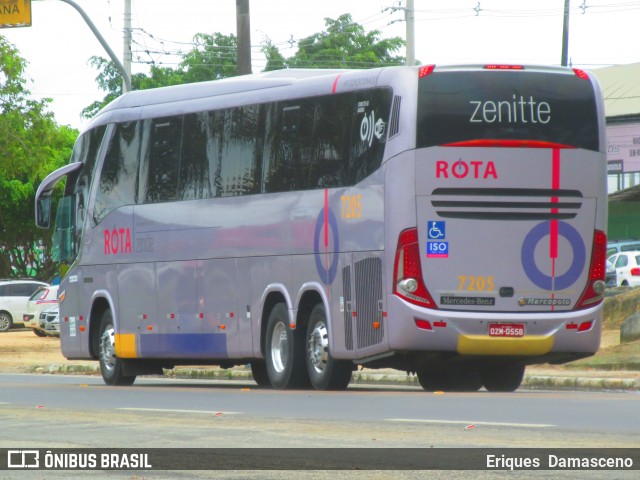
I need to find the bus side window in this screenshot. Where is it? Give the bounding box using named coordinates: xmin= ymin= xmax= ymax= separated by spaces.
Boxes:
xmin=312 ymin=93 xmax=350 ymax=188
xmin=263 ymin=103 xmax=293 ymax=193
xmin=93 ymin=122 xmax=140 ymax=224
xmin=180 ymin=112 xmax=213 ymax=200
xmin=264 ymin=101 xmax=317 ymax=192
xmin=145 ymin=117 xmax=183 ymax=203
xmin=348 ymin=89 xmax=393 ymax=184
xmin=219 ymin=106 xmax=261 ymax=197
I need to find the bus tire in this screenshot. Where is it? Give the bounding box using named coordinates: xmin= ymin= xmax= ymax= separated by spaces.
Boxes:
xmin=0 ymin=312 xmax=13 ymax=332
xmin=98 ymin=309 xmax=136 ymax=386
xmin=33 ymin=329 xmax=47 ymax=337
xmin=416 ymin=368 xmax=448 ymax=392
xmin=265 ymin=303 xmax=308 ymax=389
xmin=250 ymin=360 xmax=270 ymax=386
xmin=482 ymin=364 xmax=525 ymax=392
xmin=305 ymin=304 xmax=352 ymax=390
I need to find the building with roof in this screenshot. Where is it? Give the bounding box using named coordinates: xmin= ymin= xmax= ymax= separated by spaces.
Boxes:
xmin=593 ymin=63 xmax=640 ymax=240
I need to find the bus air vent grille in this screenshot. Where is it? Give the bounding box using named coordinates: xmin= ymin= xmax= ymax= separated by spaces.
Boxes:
xmin=389 ymin=95 xmax=402 ymax=138
xmin=430 ymin=187 xmax=583 ymax=221
xmin=355 ymin=257 xmax=384 ymax=349
xmin=342 ymin=265 xmax=354 ymax=351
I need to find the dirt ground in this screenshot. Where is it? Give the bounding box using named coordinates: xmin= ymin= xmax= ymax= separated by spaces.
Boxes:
xmin=0 ymin=329 xmax=92 ymax=373
xmin=0 ymin=327 xmax=629 ymax=377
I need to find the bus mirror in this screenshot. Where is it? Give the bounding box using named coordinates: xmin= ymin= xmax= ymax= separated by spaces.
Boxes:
xmin=36 ymin=195 xmax=51 ymax=229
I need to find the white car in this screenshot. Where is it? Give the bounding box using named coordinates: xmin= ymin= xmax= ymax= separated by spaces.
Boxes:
xmin=0 ymin=279 xmax=48 ymax=332
xmin=39 ymin=306 xmax=60 ymax=337
xmin=608 ymin=252 xmax=640 ymax=287
xmin=23 ymin=285 xmax=59 ymax=337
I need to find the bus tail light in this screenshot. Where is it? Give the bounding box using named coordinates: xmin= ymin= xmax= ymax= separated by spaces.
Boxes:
xmin=484 ymin=65 xmax=524 ymax=70
xmin=572 ymin=68 xmax=590 ymax=80
xmin=393 ymin=228 xmax=436 ymax=308
xmin=578 ymin=320 xmax=594 ymax=332
xmin=418 ymin=65 xmax=435 ymax=78
xmin=575 ymin=230 xmax=607 ymax=310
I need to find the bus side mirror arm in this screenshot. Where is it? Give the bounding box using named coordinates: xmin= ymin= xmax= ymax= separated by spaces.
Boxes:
xmin=34 ymin=162 xmax=84 ymax=229
xmin=36 ymin=194 xmax=52 ymax=229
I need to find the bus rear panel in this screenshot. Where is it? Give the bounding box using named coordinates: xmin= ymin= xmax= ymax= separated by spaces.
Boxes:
xmin=385 ymin=66 xmax=606 ymax=380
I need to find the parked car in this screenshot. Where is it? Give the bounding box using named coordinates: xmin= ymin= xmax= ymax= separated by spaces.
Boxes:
xmin=607 ymin=240 xmax=640 ymax=257
xmin=607 ymin=251 xmax=640 ymax=287
xmin=39 ymin=306 xmax=60 ymax=337
xmin=0 ymin=279 xmax=48 ymax=332
xmin=23 ymin=285 xmax=59 ymax=337
xmin=605 ymin=259 xmax=617 ymax=288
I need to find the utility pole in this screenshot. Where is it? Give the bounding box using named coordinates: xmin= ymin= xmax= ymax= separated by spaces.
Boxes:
xmin=405 ymin=0 xmax=415 ymax=66
xmin=123 ymin=0 xmax=132 ymax=92
xmin=561 ymin=0 xmax=570 ymax=66
xmin=236 ymin=0 xmax=252 ymax=75
xmin=55 ymin=0 xmax=131 ymax=91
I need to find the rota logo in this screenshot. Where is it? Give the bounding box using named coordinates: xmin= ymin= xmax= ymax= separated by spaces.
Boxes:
xmin=104 ymin=228 xmax=132 ymax=255
xmin=436 ymin=159 xmax=498 ymax=179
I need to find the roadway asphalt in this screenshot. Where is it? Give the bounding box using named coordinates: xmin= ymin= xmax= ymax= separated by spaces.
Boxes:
xmin=38 ymin=363 xmax=637 ymax=391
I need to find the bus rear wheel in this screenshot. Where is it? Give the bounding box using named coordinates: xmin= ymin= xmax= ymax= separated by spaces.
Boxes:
xmin=481 ymin=364 xmax=525 ymax=392
xmin=305 ymin=304 xmax=352 ymax=390
xmin=98 ymin=310 xmax=136 ymax=386
xmin=416 ymin=366 xmax=482 ymax=392
xmin=265 ymin=303 xmax=309 ymax=389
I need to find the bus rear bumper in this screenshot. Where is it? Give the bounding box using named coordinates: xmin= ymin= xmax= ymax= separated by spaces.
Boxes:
xmin=385 ymin=295 xmax=602 ymax=362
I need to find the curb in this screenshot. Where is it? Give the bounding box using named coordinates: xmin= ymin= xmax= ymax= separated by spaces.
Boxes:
xmin=34 ymin=364 xmax=640 ymax=391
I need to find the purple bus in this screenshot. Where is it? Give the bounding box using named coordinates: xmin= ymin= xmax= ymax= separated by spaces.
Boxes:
xmin=36 ymin=65 xmax=607 ymax=391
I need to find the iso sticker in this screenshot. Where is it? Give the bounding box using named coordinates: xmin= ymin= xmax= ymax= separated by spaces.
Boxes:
xmin=427 ymin=241 xmax=449 ymax=258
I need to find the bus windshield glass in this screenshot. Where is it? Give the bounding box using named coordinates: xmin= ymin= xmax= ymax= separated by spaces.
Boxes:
xmin=417 ymin=69 xmax=599 ymax=151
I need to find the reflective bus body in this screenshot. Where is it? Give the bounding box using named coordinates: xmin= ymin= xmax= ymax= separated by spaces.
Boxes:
xmin=36 ymin=65 xmax=607 ymax=391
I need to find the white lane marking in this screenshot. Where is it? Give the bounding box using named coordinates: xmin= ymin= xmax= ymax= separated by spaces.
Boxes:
xmin=118 ymin=407 xmax=241 ymax=415
xmin=386 ymin=419 xmax=555 ymax=428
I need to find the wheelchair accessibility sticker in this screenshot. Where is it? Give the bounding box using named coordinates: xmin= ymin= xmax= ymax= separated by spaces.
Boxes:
xmin=521 ymin=220 xmax=586 ymax=291
xmin=427 ymin=221 xmax=448 ymax=258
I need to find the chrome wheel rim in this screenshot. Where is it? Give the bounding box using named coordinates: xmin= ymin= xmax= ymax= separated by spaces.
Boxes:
xmin=100 ymin=324 xmax=116 ymax=373
xmin=0 ymin=314 xmax=10 ymax=332
xmin=308 ymin=320 xmax=329 ymax=374
xmin=270 ymin=321 xmax=288 ymax=373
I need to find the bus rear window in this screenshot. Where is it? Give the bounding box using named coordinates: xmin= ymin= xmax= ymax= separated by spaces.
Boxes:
xmin=417 ymin=70 xmax=599 ymax=151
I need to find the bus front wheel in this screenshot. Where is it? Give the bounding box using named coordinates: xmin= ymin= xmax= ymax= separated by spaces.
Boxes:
xmin=265 ymin=303 xmax=308 ymax=389
xmin=305 ymin=304 xmax=352 ymax=390
xmin=98 ymin=310 xmax=136 ymax=386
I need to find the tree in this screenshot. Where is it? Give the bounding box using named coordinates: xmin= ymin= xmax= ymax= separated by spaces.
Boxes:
xmin=264 ymin=14 xmax=406 ymax=70
xmin=0 ymin=36 xmax=77 ymax=281
xmin=82 ymin=33 xmax=240 ymax=118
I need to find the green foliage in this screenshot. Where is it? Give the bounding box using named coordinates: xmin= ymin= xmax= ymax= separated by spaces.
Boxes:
xmin=279 ymin=14 xmax=406 ymax=69
xmin=0 ymin=35 xmax=77 ymax=281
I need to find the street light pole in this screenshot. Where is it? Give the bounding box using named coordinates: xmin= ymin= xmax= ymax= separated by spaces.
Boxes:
xmin=236 ymin=0 xmax=252 ymax=75
xmin=123 ymin=0 xmax=132 ymax=92
xmin=405 ymin=0 xmax=415 ymax=66
xmin=55 ymin=0 xmax=132 ymax=91
xmin=561 ymin=0 xmax=570 ymax=66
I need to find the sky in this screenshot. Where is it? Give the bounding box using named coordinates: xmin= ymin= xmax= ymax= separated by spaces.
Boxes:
xmin=1 ymin=0 xmax=640 ymax=129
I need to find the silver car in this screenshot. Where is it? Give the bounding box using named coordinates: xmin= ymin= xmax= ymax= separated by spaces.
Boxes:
xmin=39 ymin=306 xmax=59 ymax=337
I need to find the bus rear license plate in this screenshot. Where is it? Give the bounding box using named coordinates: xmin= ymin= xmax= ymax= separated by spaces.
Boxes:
xmin=488 ymin=324 xmax=525 ymax=337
